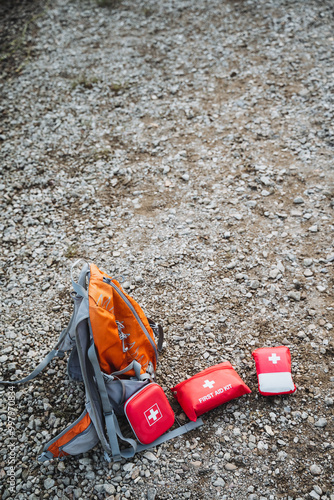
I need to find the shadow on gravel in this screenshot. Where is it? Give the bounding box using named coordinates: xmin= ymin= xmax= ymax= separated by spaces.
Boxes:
xmin=0 ymin=0 xmax=48 ymax=80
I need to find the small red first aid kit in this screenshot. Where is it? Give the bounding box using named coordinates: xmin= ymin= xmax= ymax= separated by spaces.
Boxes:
xmin=252 ymin=346 xmax=296 ymax=396
xmin=124 ymin=383 xmax=175 ymax=445
xmin=171 ymin=362 xmax=251 ymax=421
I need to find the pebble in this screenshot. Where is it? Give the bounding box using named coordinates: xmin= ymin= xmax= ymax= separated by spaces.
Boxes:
xmin=73 ymin=488 xmax=83 ymax=499
xmin=314 ymin=418 xmax=327 ymax=428
xmin=293 ymin=196 xmax=305 ymax=204
xmin=288 ymin=291 xmax=301 ymax=301
xmin=264 ymin=425 xmax=274 ymax=436
xmin=57 ymin=462 xmax=66 ymax=472
xmin=225 ymin=463 xmax=237 ymax=471
xmin=303 ymin=258 xmax=313 ymax=267
xmin=147 ymin=487 xmax=157 ymax=500
xmin=104 ymin=484 xmax=116 ymax=495
xmin=213 ymin=478 xmax=226 ymax=487
xmin=143 ymin=452 xmax=158 ymax=462
xmin=44 ymin=478 xmax=55 ymax=489
xmin=261 ymin=189 xmax=271 ymax=197
xmin=309 ymin=491 xmax=320 ymax=500
xmin=310 ymin=464 xmax=322 ymax=476
xmin=269 ymin=268 xmax=280 ymax=279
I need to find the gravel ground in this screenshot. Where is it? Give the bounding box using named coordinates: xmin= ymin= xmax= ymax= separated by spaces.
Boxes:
xmin=1 ymin=0 xmax=334 ymax=499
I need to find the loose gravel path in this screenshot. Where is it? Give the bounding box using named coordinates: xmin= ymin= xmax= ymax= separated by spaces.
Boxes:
xmin=1 ymin=0 xmax=333 ymax=499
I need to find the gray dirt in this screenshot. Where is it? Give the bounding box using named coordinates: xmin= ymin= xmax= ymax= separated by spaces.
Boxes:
xmin=0 ymin=0 xmax=333 ymax=499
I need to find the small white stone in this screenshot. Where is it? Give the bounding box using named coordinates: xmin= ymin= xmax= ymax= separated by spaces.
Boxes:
xmin=143 ymin=451 xmax=158 ymax=461
xmin=261 ymin=189 xmax=271 ymax=196
xmin=314 ymin=418 xmax=327 ymax=428
xmin=57 ymin=462 xmax=66 ymax=472
xmin=303 ymin=258 xmax=313 ymax=267
xmin=44 ymin=478 xmax=55 ymax=489
xmin=225 ymin=463 xmax=237 ymax=471
xmin=213 ymin=478 xmax=225 ymax=487
xmin=288 ymin=291 xmax=301 ymax=301
xmin=104 ymin=484 xmax=116 ymax=495
xmin=269 ymin=268 xmax=279 ymax=279
xmin=265 ymin=425 xmax=274 ymax=436
xmin=310 ymin=464 xmax=322 ymax=475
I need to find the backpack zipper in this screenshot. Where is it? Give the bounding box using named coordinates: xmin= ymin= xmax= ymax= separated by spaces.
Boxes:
xmin=102 ymin=277 xmax=158 ymax=360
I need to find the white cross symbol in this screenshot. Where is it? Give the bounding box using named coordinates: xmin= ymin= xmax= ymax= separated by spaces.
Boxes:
xmin=268 ymin=353 xmax=280 ymax=364
xmin=203 ymin=379 xmax=215 ymax=389
xmin=148 ymin=408 xmax=159 ymax=422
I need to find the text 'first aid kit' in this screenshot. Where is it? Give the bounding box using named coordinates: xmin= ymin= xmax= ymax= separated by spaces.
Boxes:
xmin=171 ymin=362 xmax=251 ymax=421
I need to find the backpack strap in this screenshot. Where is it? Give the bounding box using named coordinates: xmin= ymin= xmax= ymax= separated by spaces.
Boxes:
xmin=71 ymin=259 xmax=89 ymax=299
xmin=0 ymin=321 xmax=71 ymax=385
xmin=109 ymin=360 xmax=143 ymax=380
xmin=118 ymin=417 xmax=204 ymax=458
xmin=0 ymin=348 xmax=64 ymax=385
xmin=87 ymin=343 xmax=138 ymax=461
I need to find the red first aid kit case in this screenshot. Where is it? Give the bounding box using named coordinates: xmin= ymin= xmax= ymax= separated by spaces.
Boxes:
xmin=171 ymin=362 xmax=251 ymax=421
xmin=252 ymin=346 xmax=296 ymax=396
xmin=124 ymin=383 xmax=175 ymax=445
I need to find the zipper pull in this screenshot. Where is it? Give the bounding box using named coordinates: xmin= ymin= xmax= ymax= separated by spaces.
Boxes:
xmin=116 ymin=321 xmax=129 ymax=352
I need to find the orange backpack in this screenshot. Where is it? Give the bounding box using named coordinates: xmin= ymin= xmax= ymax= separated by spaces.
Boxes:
xmin=1 ymin=261 xmax=202 ymax=462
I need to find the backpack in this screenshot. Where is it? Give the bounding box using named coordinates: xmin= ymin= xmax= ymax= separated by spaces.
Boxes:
xmin=0 ymin=261 xmax=202 ymax=462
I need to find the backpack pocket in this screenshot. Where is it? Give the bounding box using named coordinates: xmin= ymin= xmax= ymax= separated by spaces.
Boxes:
xmin=39 ymin=410 xmax=99 ymax=460
xmin=104 ymin=377 xmax=149 ymax=415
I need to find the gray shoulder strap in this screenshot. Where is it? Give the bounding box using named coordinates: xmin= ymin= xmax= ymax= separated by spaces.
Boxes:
xmin=71 ymin=259 xmax=89 ymax=299
xmin=87 ymin=343 xmax=137 ymax=461
xmin=0 ymin=348 xmax=64 ymax=385
xmin=120 ymin=418 xmax=204 ymax=458
xmin=110 ymin=360 xmax=143 ymax=380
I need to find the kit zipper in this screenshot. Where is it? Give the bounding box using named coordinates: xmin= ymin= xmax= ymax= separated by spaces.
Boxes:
xmin=102 ymin=277 xmax=158 ymax=360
